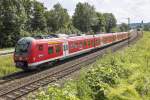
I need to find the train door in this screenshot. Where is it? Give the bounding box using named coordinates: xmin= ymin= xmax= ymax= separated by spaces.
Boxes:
xmin=100 ymin=36 xmax=104 ymax=46
xmin=63 ymin=40 xmax=69 ymax=57
xmin=55 ymin=44 xmax=63 ymax=57
xmin=36 ymin=44 xmax=46 ymax=62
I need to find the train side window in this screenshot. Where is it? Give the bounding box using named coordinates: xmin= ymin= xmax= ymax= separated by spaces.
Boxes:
xmin=48 ymin=47 xmax=53 ymax=54
xmin=88 ymin=40 xmax=90 ymax=46
xmin=56 ymin=45 xmax=61 ymax=53
xmin=69 ymin=43 xmax=73 ymax=49
xmin=92 ymin=40 xmax=94 ymax=46
xmin=98 ymin=39 xmax=100 ymax=45
xmin=66 ymin=45 xmax=68 ymax=50
xmin=38 ymin=45 xmax=43 ymax=51
xmin=64 ymin=45 xmax=66 ymax=51
xmin=84 ymin=41 xmax=86 ymax=47
xmin=79 ymin=42 xmax=82 ymax=48
xmin=82 ymin=41 xmax=84 ymax=47
xmin=72 ymin=42 xmax=75 ymax=48
xmin=96 ymin=39 xmax=99 ymax=45
xmin=64 ymin=45 xmax=68 ymax=50
xmin=99 ymin=39 xmax=101 ymax=44
xmin=75 ymin=42 xmax=78 ymax=48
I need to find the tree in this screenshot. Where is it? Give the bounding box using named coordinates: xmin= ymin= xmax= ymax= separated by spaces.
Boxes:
xmin=103 ymin=13 xmax=117 ymax=33
xmin=144 ymin=24 xmax=150 ymax=31
xmin=91 ymin=12 xmax=106 ymax=33
xmin=119 ymin=23 xmax=128 ymax=32
xmin=73 ymin=2 xmax=98 ymax=32
xmin=56 ymin=19 xmax=81 ymax=34
xmin=0 ymin=0 xmax=27 ymax=47
xmin=45 ymin=3 xmax=70 ymax=32
xmin=22 ymin=0 xmax=34 ymax=32
xmin=31 ymin=1 xmax=47 ymax=32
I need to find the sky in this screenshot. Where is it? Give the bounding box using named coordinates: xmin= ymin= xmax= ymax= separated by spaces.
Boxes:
xmin=37 ymin=0 xmax=150 ymax=24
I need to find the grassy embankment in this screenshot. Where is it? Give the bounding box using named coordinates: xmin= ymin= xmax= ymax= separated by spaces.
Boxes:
xmin=31 ymin=32 xmax=150 ymax=100
xmin=0 ymin=55 xmax=20 ymax=77
xmin=0 ymin=48 xmax=14 ymax=51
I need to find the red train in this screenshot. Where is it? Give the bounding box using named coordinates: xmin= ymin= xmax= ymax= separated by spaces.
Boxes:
xmin=14 ymin=32 xmax=129 ymax=70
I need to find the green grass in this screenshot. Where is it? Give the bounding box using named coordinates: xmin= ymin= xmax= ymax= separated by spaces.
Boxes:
xmin=0 ymin=55 xmax=20 ymax=77
xmin=0 ymin=47 xmax=14 ymax=51
xmin=30 ymin=32 xmax=150 ymax=100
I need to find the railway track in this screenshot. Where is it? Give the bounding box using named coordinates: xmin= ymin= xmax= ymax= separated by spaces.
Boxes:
xmin=0 ymin=31 xmax=141 ymax=100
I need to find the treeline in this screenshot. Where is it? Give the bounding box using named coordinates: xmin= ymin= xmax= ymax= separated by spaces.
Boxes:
xmin=144 ymin=23 xmax=150 ymax=31
xmin=0 ymin=0 xmax=119 ymax=47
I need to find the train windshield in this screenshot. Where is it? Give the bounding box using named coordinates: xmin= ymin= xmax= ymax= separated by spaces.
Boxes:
xmin=15 ymin=40 xmax=30 ymax=54
xmin=15 ymin=43 xmax=29 ymax=54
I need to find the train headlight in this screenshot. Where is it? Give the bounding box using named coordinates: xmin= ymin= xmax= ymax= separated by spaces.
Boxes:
xmin=24 ymin=57 xmax=28 ymax=60
xmin=14 ymin=56 xmax=17 ymax=60
xmin=33 ymin=57 xmax=36 ymax=61
xmin=19 ymin=57 xmax=23 ymax=60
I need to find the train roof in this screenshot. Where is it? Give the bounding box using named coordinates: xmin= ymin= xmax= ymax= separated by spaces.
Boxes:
xmin=66 ymin=35 xmax=95 ymax=41
xmin=21 ymin=32 xmax=128 ymax=44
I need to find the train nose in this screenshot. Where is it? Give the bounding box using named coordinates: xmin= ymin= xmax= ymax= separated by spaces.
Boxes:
xmin=14 ymin=54 xmax=29 ymax=69
xmin=16 ymin=62 xmax=25 ymax=67
xmin=14 ymin=55 xmax=28 ymax=61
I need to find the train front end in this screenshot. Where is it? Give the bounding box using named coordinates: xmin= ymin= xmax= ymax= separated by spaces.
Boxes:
xmin=14 ymin=37 xmax=34 ymax=70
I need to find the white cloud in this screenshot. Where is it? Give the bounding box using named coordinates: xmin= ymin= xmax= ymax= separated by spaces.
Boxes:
xmin=37 ymin=0 xmax=150 ymax=23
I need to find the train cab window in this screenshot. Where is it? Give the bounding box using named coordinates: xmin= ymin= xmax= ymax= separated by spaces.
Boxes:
xmin=38 ymin=45 xmax=43 ymax=51
xmin=56 ymin=45 xmax=61 ymax=53
xmin=15 ymin=42 xmax=30 ymax=54
xmin=48 ymin=47 xmax=53 ymax=54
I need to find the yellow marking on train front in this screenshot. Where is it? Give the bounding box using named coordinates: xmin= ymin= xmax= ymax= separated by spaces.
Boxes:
xmin=48 ymin=41 xmax=62 ymax=44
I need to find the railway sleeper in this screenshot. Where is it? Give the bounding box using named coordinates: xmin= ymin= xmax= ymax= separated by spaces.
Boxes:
xmin=19 ymin=89 xmax=29 ymax=93
xmin=13 ymin=91 xmax=21 ymax=95
xmin=5 ymin=94 xmax=16 ymax=99
xmin=25 ymin=86 xmax=33 ymax=90
xmin=29 ymin=84 xmax=38 ymax=88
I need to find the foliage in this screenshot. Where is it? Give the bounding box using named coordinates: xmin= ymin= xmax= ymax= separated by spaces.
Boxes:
xmin=20 ymin=30 xmax=31 ymax=37
xmin=119 ymin=23 xmax=129 ymax=32
xmin=32 ymin=32 xmax=150 ymax=100
xmin=30 ymin=78 xmax=92 ymax=100
xmin=0 ymin=0 xmax=27 ymax=48
xmin=111 ymin=27 xmax=121 ymax=33
xmin=91 ymin=12 xmax=106 ymax=33
xmin=22 ymin=0 xmax=34 ymax=32
xmin=73 ymin=2 xmax=98 ymax=32
xmin=0 ymin=55 xmax=20 ymax=77
xmin=45 ymin=3 xmax=70 ymax=33
xmin=144 ymin=23 xmax=150 ymax=31
xmin=0 ymin=1 xmax=119 ymax=48
xmin=103 ymin=13 xmax=117 ymax=33
xmin=31 ymin=1 xmax=47 ymax=32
